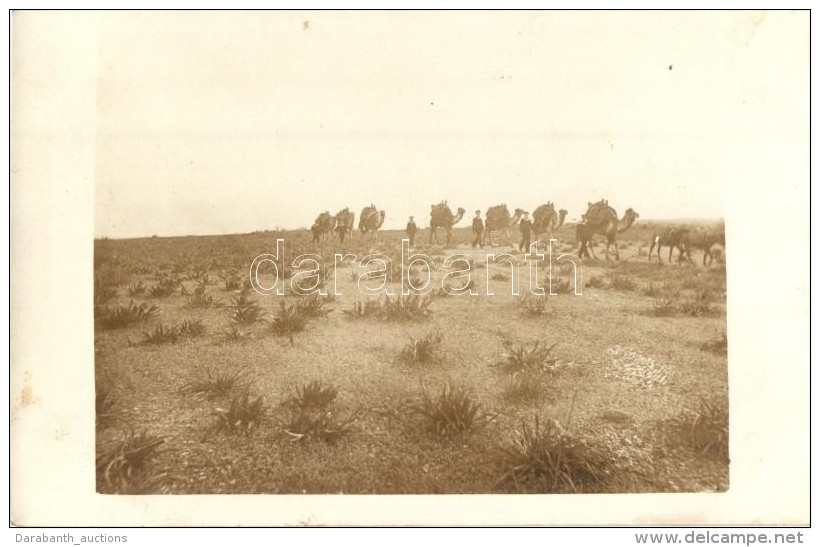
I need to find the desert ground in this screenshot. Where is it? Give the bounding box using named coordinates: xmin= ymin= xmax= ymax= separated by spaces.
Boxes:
xmin=94 ymin=219 xmax=727 ymax=494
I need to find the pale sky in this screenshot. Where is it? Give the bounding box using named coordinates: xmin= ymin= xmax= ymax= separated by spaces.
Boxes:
xmin=54 ymin=11 xmax=807 ymax=238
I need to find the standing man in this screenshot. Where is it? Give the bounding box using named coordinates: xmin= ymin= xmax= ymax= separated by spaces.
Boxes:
xmin=335 ymin=217 xmax=348 ymax=243
xmin=519 ymin=211 xmax=533 ymax=252
xmin=406 ymin=216 xmax=417 ymax=246
xmin=471 ymin=209 xmax=484 ymax=248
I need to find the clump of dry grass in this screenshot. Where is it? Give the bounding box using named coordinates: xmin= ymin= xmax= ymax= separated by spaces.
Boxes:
xmin=663 ymin=398 xmax=728 ymax=462
xmin=652 ymin=297 xmax=678 ymax=317
xmin=126 ymin=280 xmax=146 ymax=297
xmin=343 ymin=299 xmax=382 ymax=319
xmin=142 ymin=319 xmax=205 ymax=345
xmin=178 ymin=367 xmax=251 ymax=400
xmin=585 ymin=275 xmax=608 ymax=289
xmin=284 ymin=380 xmax=338 ymax=411
xmin=608 ymin=275 xmax=637 ymax=291
xmin=294 ymin=292 xmax=336 ymax=318
xmin=269 ymin=302 xmax=310 ymax=343
xmin=518 ymin=293 xmax=550 ymax=316
xmin=219 ymin=271 xmax=241 ymax=292
xmin=187 ymin=291 xmax=222 ymax=308
xmin=98 ymin=302 xmax=160 ymax=329
xmin=283 ymin=408 xmax=362 ymax=444
xmin=96 ymin=431 xmax=169 ymax=494
xmin=702 ymin=330 xmax=728 ymax=356
xmin=230 ymin=289 xmax=265 ymax=325
xmin=410 ymin=382 xmax=488 ymax=437
xmin=213 ymin=392 xmax=266 ymax=434
xmin=494 ymin=339 xmax=558 ymax=378
xmin=679 ymin=289 xmax=714 ymax=317
xmin=382 ymin=294 xmax=434 ymax=321
xmin=96 ymin=385 xmax=119 ymax=431
xmin=497 ymin=416 xmax=611 ymax=493
xmin=399 ymin=330 xmax=444 ymax=364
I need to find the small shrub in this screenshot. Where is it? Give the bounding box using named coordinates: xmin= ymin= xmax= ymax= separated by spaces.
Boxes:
xmin=224 ymin=324 xmax=247 ymax=342
xmin=142 ymin=324 xmax=180 ymax=345
xmin=96 ymin=386 xmax=118 ymax=430
xmin=652 ymin=298 xmax=678 ymax=317
xmin=343 ymin=299 xmax=382 ymax=319
xmin=147 ymin=284 xmax=176 ymax=298
xmin=213 ymin=392 xmax=266 ymax=434
xmin=295 ymin=292 xmax=336 ymax=318
xmin=94 ymin=278 xmax=119 ymax=305
xmin=269 ymin=301 xmax=310 ymax=343
xmin=664 ymin=398 xmax=728 ymax=461
xmin=187 ymin=292 xmax=222 ymax=308
xmin=381 ymin=294 xmax=434 ymax=321
xmin=283 ymin=407 xmax=362 ymax=444
xmin=497 ymin=416 xmax=610 ymax=493
xmin=501 ymin=375 xmax=547 ymax=404
xmin=126 ymin=281 xmax=146 ymax=297
xmin=680 ymin=290 xmax=713 ymax=317
xmin=178 ymin=318 xmax=205 ymax=338
xmin=178 ymin=367 xmax=250 ymax=400
xmin=230 ymin=290 xmax=264 ymax=325
xmin=96 ymin=431 xmax=168 ymax=494
xmin=518 ymin=293 xmax=549 ymax=316
xmin=550 ymin=276 xmax=575 ymax=295
xmin=494 ymin=339 xmax=558 ymax=378
xmin=585 ymin=275 xmax=608 ymax=289
xmin=219 ymin=271 xmax=241 ymax=292
xmin=702 ymin=330 xmax=728 ymax=356
xmin=410 ymin=382 xmax=487 ymax=437
xmin=99 ymin=302 xmax=160 ymax=329
xmin=399 ymin=330 xmax=443 ymax=364
xmin=609 ymin=275 xmax=637 ymax=291
xmin=284 ymin=380 xmax=339 ymax=411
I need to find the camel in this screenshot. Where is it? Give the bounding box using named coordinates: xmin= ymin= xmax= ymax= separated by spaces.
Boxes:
xmin=429 ymin=201 xmax=466 ymax=247
xmin=679 ymin=228 xmax=726 ymax=266
xmin=576 ymin=200 xmax=639 ymax=260
xmin=334 ymin=207 xmax=355 ymax=242
xmin=358 ymin=204 xmax=385 ymax=239
xmin=483 ymin=204 xmax=523 ymax=247
xmin=311 ymin=211 xmax=336 ymax=243
xmin=532 ymin=202 xmax=568 ymax=245
xmin=648 ymin=227 xmax=694 ymax=265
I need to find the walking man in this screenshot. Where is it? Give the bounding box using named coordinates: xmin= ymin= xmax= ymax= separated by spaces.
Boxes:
xmin=519 ymin=211 xmax=533 ymax=252
xmin=406 ymin=216 xmax=417 ymax=246
xmin=471 ymin=209 xmax=484 ymax=248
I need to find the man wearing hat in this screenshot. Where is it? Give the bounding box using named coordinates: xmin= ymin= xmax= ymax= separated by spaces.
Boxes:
xmin=519 ymin=211 xmax=533 ymax=252
xmin=471 ymin=209 xmax=484 ymax=249
xmin=405 ymin=216 xmax=418 ymax=246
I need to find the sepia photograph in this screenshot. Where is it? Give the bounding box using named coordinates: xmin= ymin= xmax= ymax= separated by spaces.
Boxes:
xmin=10 ymin=9 xmax=810 ymax=526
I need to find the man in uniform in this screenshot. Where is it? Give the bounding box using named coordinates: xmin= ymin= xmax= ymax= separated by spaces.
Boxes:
xmin=471 ymin=209 xmax=484 ymax=248
xmin=405 ymin=216 xmax=417 ymax=246
xmin=519 ymin=211 xmax=533 ymax=252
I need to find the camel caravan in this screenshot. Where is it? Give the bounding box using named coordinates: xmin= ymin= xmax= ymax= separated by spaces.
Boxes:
xmin=308 ymin=199 xmax=724 ymax=265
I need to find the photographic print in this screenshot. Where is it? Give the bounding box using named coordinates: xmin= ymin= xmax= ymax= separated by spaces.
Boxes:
xmin=10 ymin=9 xmax=809 ymax=525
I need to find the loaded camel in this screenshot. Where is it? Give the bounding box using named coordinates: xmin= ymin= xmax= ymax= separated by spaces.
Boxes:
xmin=334 ymin=207 xmax=356 ymax=242
xmin=311 ymin=211 xmax=336 ymax=243
xmin=429 ymin=201 xmax=466 ymax=247
xmin=358 ymin=204 xmax=386 ymax=240
xmin=532 ymin=202 xmax=568 ymax=246
xmin=576 ymin=200 xmax=639 ymax=260
xmin=483 ymin=204 xmax=523 ymax=247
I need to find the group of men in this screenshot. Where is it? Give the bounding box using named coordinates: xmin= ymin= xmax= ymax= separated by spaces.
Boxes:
xmin=404 ymin=210 xmax=533 ymax=251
